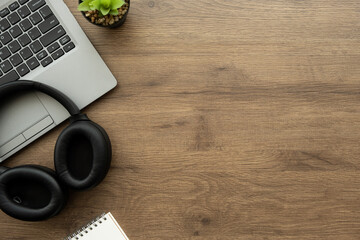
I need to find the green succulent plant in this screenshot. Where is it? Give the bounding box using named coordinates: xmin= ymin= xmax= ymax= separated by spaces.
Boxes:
xmin=78 ymin=0 xmax=125 ymax=16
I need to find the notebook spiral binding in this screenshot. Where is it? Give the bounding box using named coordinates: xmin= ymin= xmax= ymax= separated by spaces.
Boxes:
xmin=64 ymin=213 xmax=107 ymax=240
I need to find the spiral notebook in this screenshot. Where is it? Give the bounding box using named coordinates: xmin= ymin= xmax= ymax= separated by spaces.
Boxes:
xmin=65 ymin=212 xmax=129 ymax=240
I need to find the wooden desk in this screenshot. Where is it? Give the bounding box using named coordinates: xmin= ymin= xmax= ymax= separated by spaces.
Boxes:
xmin=1 ymin=0 xmax=360 ymax=239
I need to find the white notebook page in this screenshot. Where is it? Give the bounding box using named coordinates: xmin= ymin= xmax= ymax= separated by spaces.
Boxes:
xmin=67 ymin=212 xmax=129 ymax=240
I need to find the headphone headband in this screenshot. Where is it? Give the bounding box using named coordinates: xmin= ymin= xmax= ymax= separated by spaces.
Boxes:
xmin=0 ymin=80 xmax=80 ymax=116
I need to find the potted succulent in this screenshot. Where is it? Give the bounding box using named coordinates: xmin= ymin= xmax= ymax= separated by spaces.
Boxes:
xmin=78 ymin=0 xmax=130 ymax=28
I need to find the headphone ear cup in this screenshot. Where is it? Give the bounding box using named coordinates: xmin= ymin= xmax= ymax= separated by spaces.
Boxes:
xmin=0 ymin=165 xmax=67 ymax=221
xmin=54 ymin=120 xmax=112 ymax=190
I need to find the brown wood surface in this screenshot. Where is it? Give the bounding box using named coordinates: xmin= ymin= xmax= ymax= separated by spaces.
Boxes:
xmin=1 ymin=0 xmax=360 ymax=239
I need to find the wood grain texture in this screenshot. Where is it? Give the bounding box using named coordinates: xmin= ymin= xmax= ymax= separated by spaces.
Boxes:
xmin=1 ymin=0 xmax=360 ymax=239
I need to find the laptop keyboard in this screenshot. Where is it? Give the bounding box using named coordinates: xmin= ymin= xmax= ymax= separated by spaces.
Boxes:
xmin=0 ymin=0 xmax=75 ymax=85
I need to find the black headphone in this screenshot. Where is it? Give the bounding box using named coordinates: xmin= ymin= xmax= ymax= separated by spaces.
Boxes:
xmin=0 ymin=80 xmax=112 ymax=221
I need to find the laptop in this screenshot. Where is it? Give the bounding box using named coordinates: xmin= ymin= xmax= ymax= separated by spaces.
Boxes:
xmin=0 ymin=0 xmax=117 ymax=162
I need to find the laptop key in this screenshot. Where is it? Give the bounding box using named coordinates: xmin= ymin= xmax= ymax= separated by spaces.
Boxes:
xmin=30 ymin=40 xmax=42 ymax=53
xmin=41 ymin=56 xmax=52 ymax=67
xmin=18 ymin=5 xmax=31 ymax=18
xmin=0 ymin=32 xmax=12 ymax=45
xmin=38 ymin=15 xmax=59 ymax=33
xmin=19 ymin=19 xmax=32 ymax=32
xmin=0 ymin=47 xmax=11 ymax=60
xmin=20 ymin=46 xmax=32 ymax=60
xmin=47 ymin=42 xmax=59 ymax=53
xmin=0 ymin=70 xmax=19 ymax=85
xmin=9 ymin=25 xmax=22 ymax=38
xmin=28 ymin=27 xmax=41 ymax=40
xmin=26 ymin=56 xmax=39 ymax=70
xmin=39 ymin=6 xmax=52 ymax=18
xmin=40 ymin=25 xmax=66 ymax=47
xmin=16 ymin=63 xmax=30 ymax=76
xmin=10 ymin=53 xmax=22 ymax=66
xmin=8 ymin=40 xmax=21 ymax=53
xmin=18 ymin=34 xmax=31 ymax=46
xmin=8 ymin=12 xmax=21 ymax=25
xmin=0 ymin=60 xmax=13 ymax=73
xmin=9 ymin=2 xmax=20 ymax=11
xmin=0 ymin=8 xmax=10 ymax=18
xmin=59 ymin=35 xmax=70 ymax=45
xmin=36 ymin=49 xmax=47 ymax=60
xmin=19 ymin=0 xmax=30 ymax=5
xmin=28 ymin=0 xmax=46 ymax=12
xmin=51 ymin=48 xmax=64 ymax=60
xmin=63 ymin=42 xmax=75 ymax=53
xmin=0 ymin=19 xmax=11 ymax=31
xmin=29 ymin=12 xmax=42 ymax=25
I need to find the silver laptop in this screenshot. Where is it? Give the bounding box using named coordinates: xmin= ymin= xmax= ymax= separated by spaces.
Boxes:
xmin=0 ymin=0 xmax=117 ymax=162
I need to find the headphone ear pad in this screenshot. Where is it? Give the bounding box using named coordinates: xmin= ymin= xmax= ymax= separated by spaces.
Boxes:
xmin=54 ymin=120 xmax=112 ymax=190
xmin=0 ymin=165 xmax=67 ymax=221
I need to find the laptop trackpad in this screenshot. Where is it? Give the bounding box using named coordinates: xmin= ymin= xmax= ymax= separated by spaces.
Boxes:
xmin=0 ymin=91 xmax=52 ymax=149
